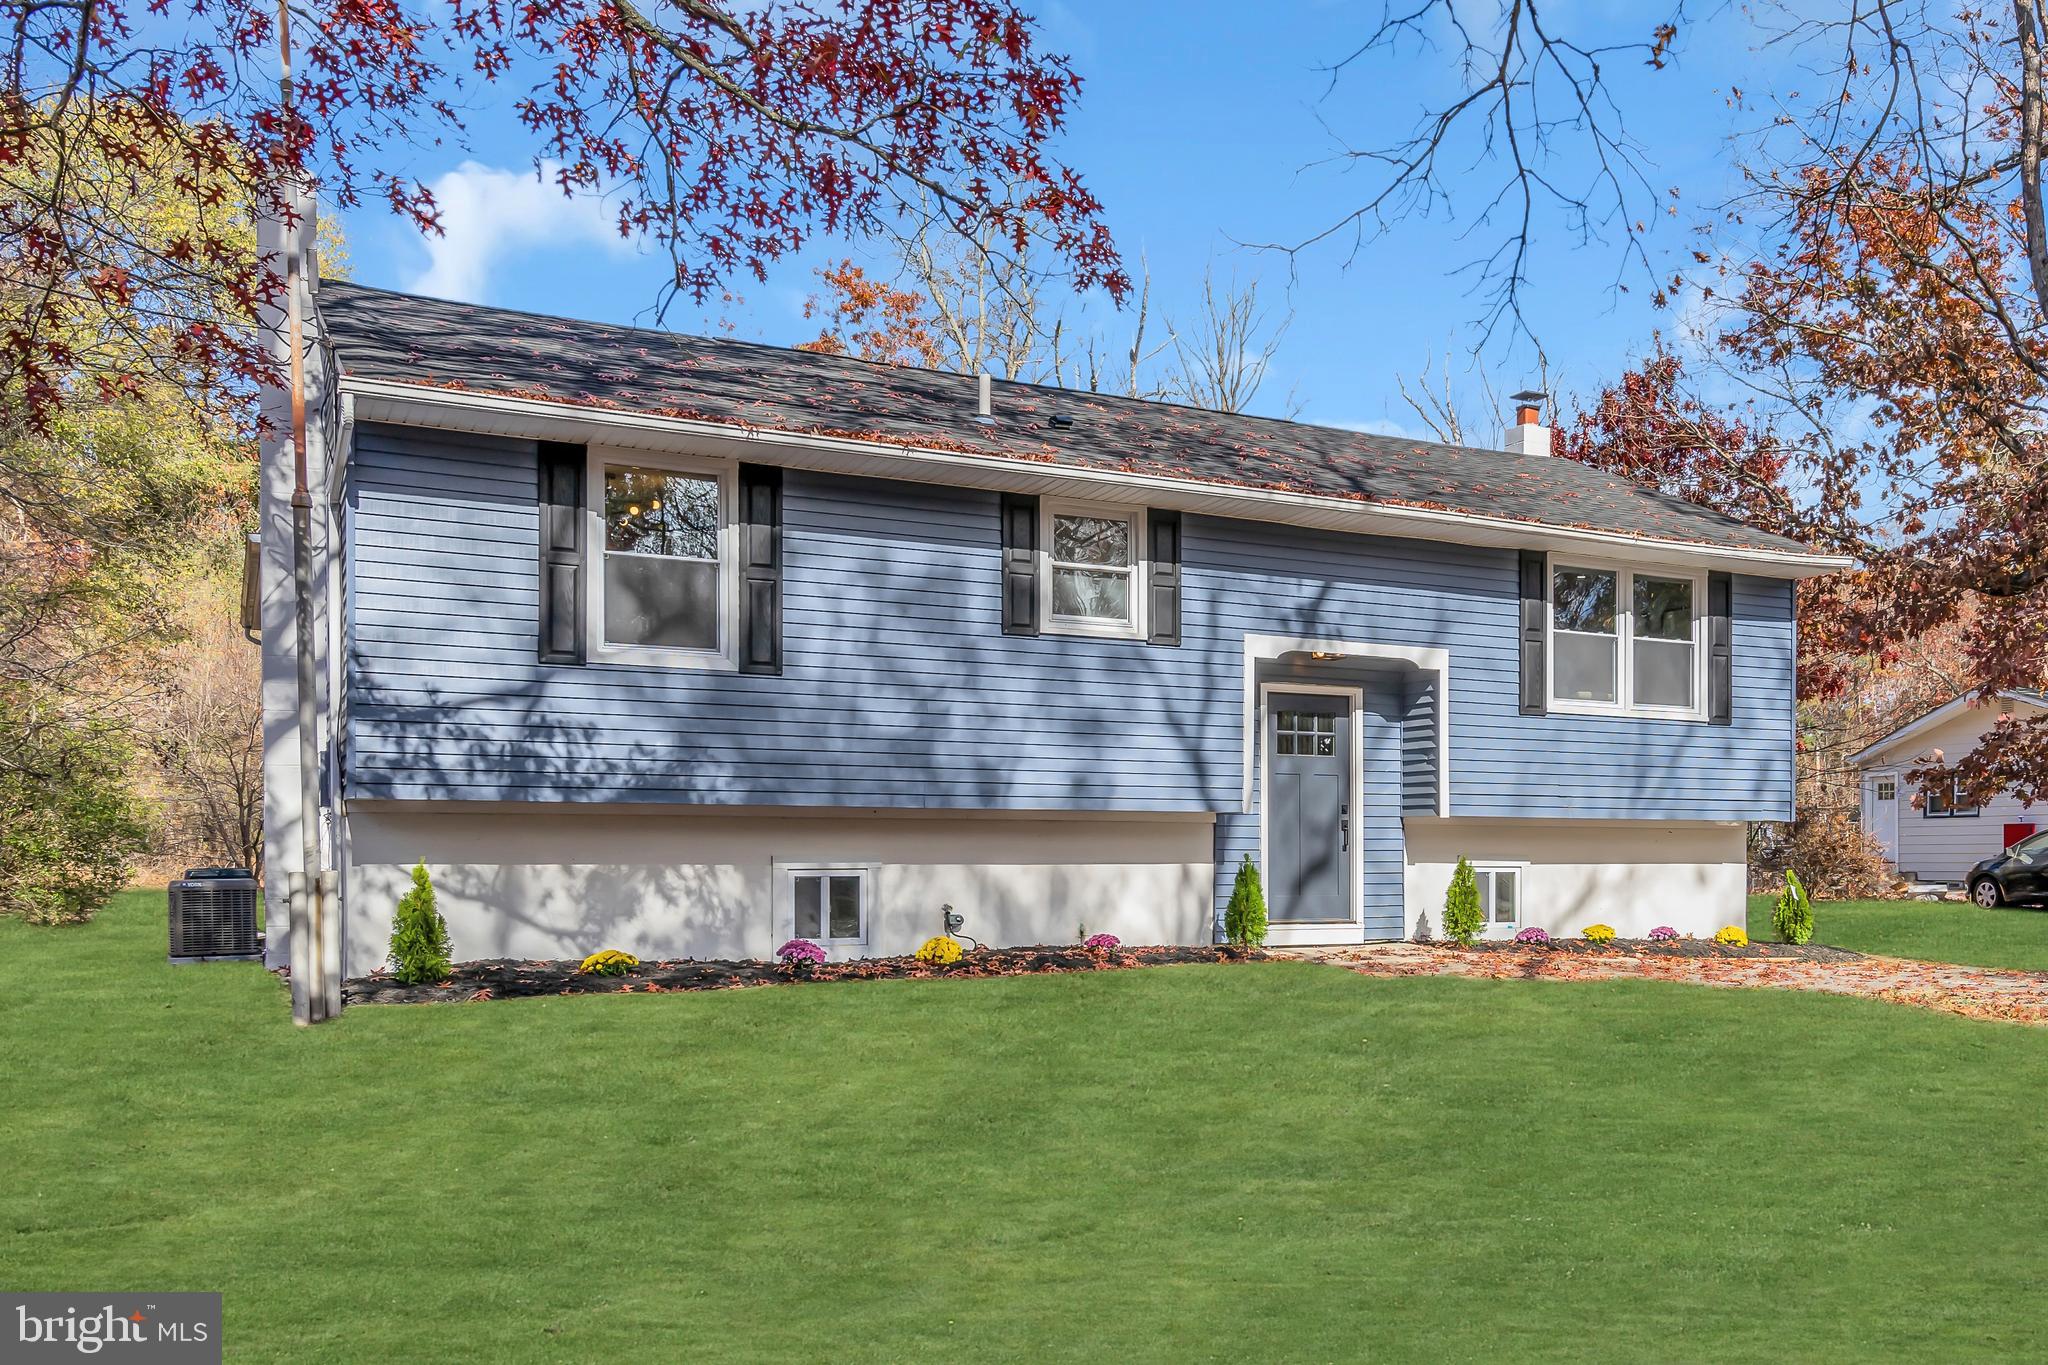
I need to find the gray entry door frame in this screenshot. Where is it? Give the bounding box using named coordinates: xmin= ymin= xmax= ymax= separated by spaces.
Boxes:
xmin=1259 ymin=683 xmax=1363 ymax=940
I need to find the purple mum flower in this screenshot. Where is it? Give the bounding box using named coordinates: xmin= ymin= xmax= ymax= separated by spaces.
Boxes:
xmin=1083 ymin=933 xmax=1121 ymax=950
xmin=1513 ymin=926 xmax=1551 ymax=945
xmin=1647 ymin=925 xmax=1680 ymax=941
xmin=775 ymin=938 xmax=827 ymax=965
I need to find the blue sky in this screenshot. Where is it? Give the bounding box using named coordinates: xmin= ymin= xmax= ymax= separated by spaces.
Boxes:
xmin=337 ymin=1 xmax=1790 ymax=437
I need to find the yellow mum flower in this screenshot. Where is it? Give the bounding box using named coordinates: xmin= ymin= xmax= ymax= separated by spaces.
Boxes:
xmin=915 ymin=935 xmax=964 ymax=965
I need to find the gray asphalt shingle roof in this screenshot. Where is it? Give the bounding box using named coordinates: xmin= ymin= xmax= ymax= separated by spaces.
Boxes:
xmin=321 ymin=280 xmax=1823 ymax=557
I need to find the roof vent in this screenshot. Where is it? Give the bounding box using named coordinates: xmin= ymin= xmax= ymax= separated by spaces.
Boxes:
xmin=1047 ymin=413 xmax=1074 ymax=430
xmin=975 ymin=371 xmax=994 ymax=426
xmin=1505 ymin=389 xmax=1551 ymax=458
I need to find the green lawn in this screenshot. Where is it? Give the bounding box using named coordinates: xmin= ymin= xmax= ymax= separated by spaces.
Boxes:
xmin=7 ymin=893 xmax=2048 ymax=1361
xmin=1749 ymin=893 xmax=2048 ymax=972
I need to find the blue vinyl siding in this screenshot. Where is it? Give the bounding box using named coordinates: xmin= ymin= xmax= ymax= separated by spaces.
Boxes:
xmin=1181 ymin=518 xmax=1795 ymax=821
xmin=347 ymin=424 xmax=1230 ymax=809
xmin=1401 ymin=675 xmax=1438 ymax=815
xmin=345 ymin=423 xmax=1794 ymax=833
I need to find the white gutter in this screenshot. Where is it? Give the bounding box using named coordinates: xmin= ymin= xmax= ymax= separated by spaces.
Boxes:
xmin=342 ymin=377 xmax=1856 ymax=580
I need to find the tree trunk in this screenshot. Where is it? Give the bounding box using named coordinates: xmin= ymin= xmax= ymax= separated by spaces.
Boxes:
xmin=2013 ymin=0 xmax=2048 ymax=316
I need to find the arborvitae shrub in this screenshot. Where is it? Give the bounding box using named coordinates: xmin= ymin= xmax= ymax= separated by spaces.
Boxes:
xmin=387 ymin=861 xmax=451 ymax=984
xmin=1224 ymin=854 xmax=1268 ymax=948
xmin=1772 ymin=868 xmax=1815 ymax=945
xmin=1442 ymin=857 xmax=1484 ymax=946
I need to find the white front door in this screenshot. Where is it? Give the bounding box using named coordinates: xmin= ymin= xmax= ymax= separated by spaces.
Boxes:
xmin=1866 ymin=770 xmax=1900 ymax=863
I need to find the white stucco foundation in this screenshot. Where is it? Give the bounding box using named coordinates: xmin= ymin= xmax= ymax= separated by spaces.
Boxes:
xmin=341 ymin=803 xmax=1215 ymax=978
xmin=1402 ymin=818 xmax=1749 ymax=940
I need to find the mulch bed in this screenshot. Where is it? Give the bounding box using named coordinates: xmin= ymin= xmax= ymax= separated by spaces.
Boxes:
xmin=1297 ymin=941 xmax=2048 ymax=1027
xmin=344 ymin=943 xmax=1258 ymax=1006
xmin=1459 ymin=939 xmax=1863 ymax=962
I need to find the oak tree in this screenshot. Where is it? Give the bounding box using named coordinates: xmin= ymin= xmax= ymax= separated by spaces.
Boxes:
xmin=1 ymin=0 xmax=1125 ymax=429
xmin=1336 ymin=1 xmax=2048 ymax=803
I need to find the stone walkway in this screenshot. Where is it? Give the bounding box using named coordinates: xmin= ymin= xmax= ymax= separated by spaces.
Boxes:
xmin=1277 ymin=943 xmax=2048 ymax=1027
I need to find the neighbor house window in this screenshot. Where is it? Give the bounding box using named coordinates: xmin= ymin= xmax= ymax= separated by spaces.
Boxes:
xmin=1551 ymin=563 xmax=1704 ymax=716
xmin=1042 ymin=501 xmax=1144 ymax=637
xmin=1474 ymin=864 xmax=1522 ymax=930
xmin=590 ymin=454 xmax=732 ymax=665
xmin=1923 ymin=775 xmax=1979 ymax=818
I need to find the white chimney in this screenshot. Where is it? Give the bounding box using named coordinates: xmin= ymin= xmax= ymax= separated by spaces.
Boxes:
xmin=1505 ymin=389 xmax=1551 ymax=457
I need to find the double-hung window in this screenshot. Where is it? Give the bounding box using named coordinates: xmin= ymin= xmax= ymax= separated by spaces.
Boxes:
xmin=1550 ymin=563 xmax=1705 ymax=717
xmin=1923 ymin=774 xmax=1979 ymax=818
xmin=588 ymin=452 xmax=735 ymax=667
xmin=1042 ymin=500 xmax=1145 ymax=638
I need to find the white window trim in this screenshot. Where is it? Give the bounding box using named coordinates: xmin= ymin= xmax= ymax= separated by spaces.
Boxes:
xmin=1472 ymin=860 xmax=1528 ymax=940
xmin=1546 ymin=558 xmax=1708 ymax=721
xmin=773 ymin=860 xmax=877 ymax=957
xmin=1040 ymin=498 xmax=1147 ymax=640
xmin=584 ymin=446 xmax=739 ymax=669
xmin=1922 ymin=773 xmax=1980 ymax=818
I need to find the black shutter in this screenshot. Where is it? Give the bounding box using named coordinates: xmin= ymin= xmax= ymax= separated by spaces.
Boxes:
xmin=536 ymin=441 xmax=585 ymax=665
xmin=1518 ymin=549 xmax=1547 ymax=715
xmin=1708 ymin=571 xmax=1733 ymax=726
xmin=1001 ymin=493 xmax=1039 ymax=636
xmin=738 ymin=464 xmax=783 ymax=675
xmin=1147 ymin=509 xmax=1182 ymax=646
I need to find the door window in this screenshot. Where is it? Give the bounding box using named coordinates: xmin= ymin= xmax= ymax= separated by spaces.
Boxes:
xmin=1274 ymin=709 xmax=1337 ymax=756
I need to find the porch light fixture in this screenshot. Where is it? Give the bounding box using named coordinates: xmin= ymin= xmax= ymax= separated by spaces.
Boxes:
xmin=1310 ymin=650 xmax=1346 ymax=661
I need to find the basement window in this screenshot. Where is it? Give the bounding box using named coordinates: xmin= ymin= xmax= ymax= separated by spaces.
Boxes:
xmin=781 ymin=864 xmax=872 ymax=948
xmin=1474 ymin=864 xmax=1522 ymax=931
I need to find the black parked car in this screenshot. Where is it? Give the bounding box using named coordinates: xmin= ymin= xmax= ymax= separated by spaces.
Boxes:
xmin=1968 ymin=830 xmax=2048 ymax=908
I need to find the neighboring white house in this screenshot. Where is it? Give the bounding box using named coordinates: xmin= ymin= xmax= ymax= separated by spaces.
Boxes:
xmin=1850 ymin=690 xmax=2048 ymax=883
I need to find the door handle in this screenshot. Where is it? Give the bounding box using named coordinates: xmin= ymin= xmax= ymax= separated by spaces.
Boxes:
xmin=1341 ymin=802 xmax=1350 ymax=852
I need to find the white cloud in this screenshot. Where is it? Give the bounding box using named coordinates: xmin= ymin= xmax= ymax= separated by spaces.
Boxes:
xmin=407 ymin=161 xmax=639 ymax=302
xmin=1329 ymin=417 xmax=1421 ymax=439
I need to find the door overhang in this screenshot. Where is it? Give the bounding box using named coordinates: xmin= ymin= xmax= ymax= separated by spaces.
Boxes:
xmin=1240 ymin=634 xmax=1451 ymax=817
